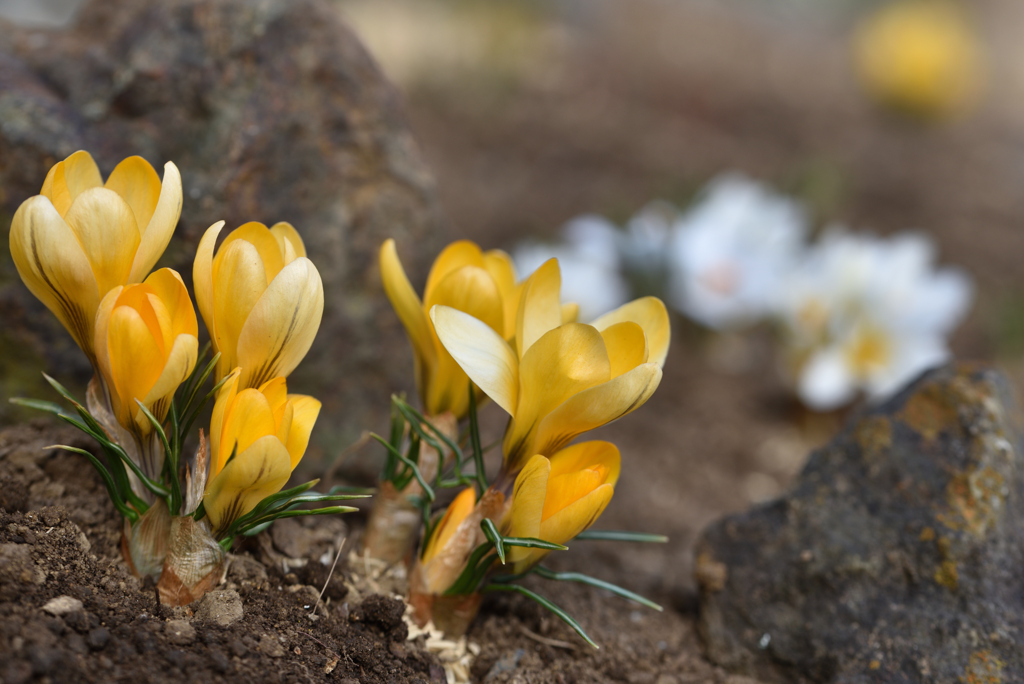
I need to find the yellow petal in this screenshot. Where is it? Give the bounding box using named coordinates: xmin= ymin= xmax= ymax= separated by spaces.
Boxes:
xmin=532 ymin=363 xmax=663 ymax=458
xmin=9 ymin=196 xmax=99 ymax=355
xmin=482 ymin=249 xmax=518 ymax=337
xmin=561 ymin=302 xmax=580 ymax=324
xmin=423 ymin=241 xmax=484 ymax=305
xmin=380 ymin=239 xmax=436 ymax=391
xmin=220 ymin=221 xmax=286 ymax=282
xmin=424 ymin=265 xmax=504 ymax=334
xmin=542 ymin=469 xmax=607 ymax=520
xmin=270 ymin=222 xmax=307 ymax=261
xmin=430 ymin=305 xmax=519 ymax=416
xmin=548 ymin=441 xmax=621 ymax=487
xmin=600 ymin=321 xmax=648 ymax=378
xmin=104 ymin=156 xmax=161 ymax=241
xmin=129 ymin=161 xmax=182 ymax=283
xmin=590 ymin=297 xmax=671 ymax=368
xmin=63 ymin=187 xmax=141 ymax=296
xmin=282 ymin=394 xmax=320 ymax=470
xmin=41 ymin=151 xmax=103 ymax=217
xmin=537 ymin=484 xmax=613 ymax=548
xmin=138 ymin=333 xmax=198 ymax=425
xmin=422 ymin=487 xmax=477 ymax=562
xmin=209 ymin=371 xmax=240 ymax=477
xmin=259 ymin=377 xmax=290 ymax=422
xmin=143 ymin=268 xmax=197 ymax=338
xmin=235 ymin=256 xmax=324 ymax=389
xmin=193 ymin=221 xmax=225 ymax=363
xmin=219 ymin=388 xmax=277 ymax=461
xmin=203 ymin=434 xmax=292 ymax=535
xmin=515 ymin=258 xmax=562 ymax=359
xmin=212 ymin=239 xmax=269 ymax=377
xmin=93 ymin=286 xmax=122 ymax=387
xmin=503 ymin=323 xmax=610 ymax=471
xmin=106 ymin=304 xmax=165 ymax=431
xmin=505 ymin=455 xmax=550 ymax=565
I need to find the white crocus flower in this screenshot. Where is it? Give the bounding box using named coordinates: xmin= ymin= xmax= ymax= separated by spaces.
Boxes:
xmin=781 ymin=229 xmax=973 ymax=410
xmin=667 ymin=174 xmax=808 ymax=330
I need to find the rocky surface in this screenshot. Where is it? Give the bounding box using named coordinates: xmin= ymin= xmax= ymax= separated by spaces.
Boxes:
xmin=696 ymin=363 xmax=1024 ymax=683
xmin=0 ymin=0 xmax=448 ymax=454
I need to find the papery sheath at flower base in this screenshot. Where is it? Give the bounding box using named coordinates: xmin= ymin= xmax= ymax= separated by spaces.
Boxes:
xmin=9 ymin=150 xmax=182 ymax=364
xmin=431 ymin=258 xmax=670 ymax=478
xmin=94 ymin=268 xmax=199 ymax=482
xmin=193 ymin=221 xmax=324 ymax=389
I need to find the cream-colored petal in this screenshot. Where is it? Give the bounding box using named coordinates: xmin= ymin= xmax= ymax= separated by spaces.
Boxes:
xmin=423 ymin=241 xmax=484 ymax=305
xmin=203 ymin=435 xmax=292 ymax=535
xmin=42 ymin=151 xmax=103 ymax=217
xmin=600 ymin=321 xmax=648 ymax=378
xmin=143 ymin=268 xmax=198 ymax=338
xmin=129 ymin=161 xmax=182 ymax=283
xmin=283 ymin=394 xmax=320 ymax=470
xmin=107 ymin=304 xmax=165 ymax=432
xmin=9 ymin=196 xmax=100 ymax=355
xmin=138 ymin=333 xmax=198 ymax=424
xmin=193 ymin=221 xmax=225 ymax=364
xmin=548 ymin=441 xmax=621 ymax=487
xmin=422 ymin=487 xmax=477 ymax=562
xmin=380 ymin=239 xmax=436 ymax=391
xmin=505 ymin=455 xmax=550 ymax=566
xmin=209 ymin=371 xmax=240 ymax=478
xmin=270 ymin=222 xmax=306 ymax=261
xmin=213 ymin=239 xmax=269 ymax=378
xmin=63 ymin=187 xmax=141 ymax=296
xmin=503 ymin=323 xmax=610 ymax=471
xmin=515 ymin=258 xmax=562 ymax=359
xmin=105 ymin=156 xmax=161 ymax=238
xmin=430 ymin=305 xmax=519 ymax=416
xmin=235 ymin=257 xmax=324 ymax=389
xmin=531 ymin=363 xmax=662 ymax=458
xmin=589 ymin=296 xmax=671 ymax=368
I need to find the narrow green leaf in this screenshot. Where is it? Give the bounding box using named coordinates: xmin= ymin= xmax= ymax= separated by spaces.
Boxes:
xmin=573 ymin=530 xmax=668 ymax=544
xmin=371 ymin=433 xmax=435 ymax=503
xmin=481 ymin=518 xmax=506 ymax=564
xmin=467 ymin=382 xmax=488 ymax=495
xmin=484 ymin=583 xmax=598 ymax=648
xmin=533 ymin=566 xmax=662 ymax=612
xmin=9 ymin=397 xmax=72 ymax=418
xmin=48 ymin=445 xmax=137 ymax=523
xmin=500 ymin=536 xmax=568 ymax=552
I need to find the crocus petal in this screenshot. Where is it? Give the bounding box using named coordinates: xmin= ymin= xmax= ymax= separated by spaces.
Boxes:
xmin=220 ymin=222 xmax=286 ymax=282
xmin=531 ymin=363 xmax=663 ymax=459
xmin=218 ymin=388 xmax=276 ymax=463
xmin=504 ymin=323 xmax=610 ymax=469
xmin=505 ymin=455 xmax=550 ymax=565
xmin=430 ymin=306 xmax=519 ymax=416
xmin=423 ymin=241 xmax=484 ymax=304
xmin=62 ymin=187 xmax=141 ymax=297
xmin=260 ymin=377 xmax=290 ymax=420
xmin=422 ymin=487 xmax=477 ymax=563
xmin=41 ymin=150 xmax=103 ymax=217
xmin=537 ymin=484 xmax=613 ymax=549
xmin=515 ymin=258 xmax=562 ymax=358
xmin=798 ymin=347 xmax=857 ymax=411
xmin=129 ymin=161 xmax=182 ymax=283
xmin=104 ymin=156 xmax=161 ymax=241
xmin=548 ymin=440 xmax=621 ymax=487
xmin=138 ymin=333 xmax=198 ymax=424
xmin=107 ymin=305 xmax=165 ymax=431
xmin=283 ymin=394 xmax=320 ymax=470
xmin=144 ymin=268 xmax=198 ymax=338
xmin=209 ymin=371 xmax=240 ymax=477
xmin=600 ymin=321 xmax=648 ymax=378
xmin=212 ymin=239 xmax=269 ymax=376
xmin=193 ymin=221 xmax=225 ymax=359
xmin=424 ymin=265 xmax=504 ymax=334
xmin=483 ymin=249 xmax=518 ymax=336
xmin=270 ymin=222 xmax=307 ymax=262
xmin=203 ymin=435 xmax=292 ymax=535
xmin=235 ymin=257 xmax=324 ymax=389
xmin=9 ymin=196 xmax=99 ymax=354
xmin=380 ymin=239 xmax=436 ymax=386
xmin=93 ymin=286 xmax=122 ymax=387
xmin=590 ymin=297 xmax=671 ymax=368
xmin=561 ymin=303 xmax=580 ymax=324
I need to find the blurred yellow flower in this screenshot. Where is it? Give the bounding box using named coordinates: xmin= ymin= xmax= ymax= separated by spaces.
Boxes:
xmin=9 ymin=150 xmax=182 ymax=362
xmin=94 ymin=268 xmax=198 ymax=440
xmin=502 ymin=441 xmax=620 ymax=574
xmin=432 ymin=258 xmax=670 ymax=473
xmin=854 ymin=0 xmax=984 ymax=119
xmin=204 ymin=373 xmax=321 ymax=535
xmin=193 ymin=221 xmax=324 ymax=389
xmin=380 ymin=239 xmax=519 ymax=418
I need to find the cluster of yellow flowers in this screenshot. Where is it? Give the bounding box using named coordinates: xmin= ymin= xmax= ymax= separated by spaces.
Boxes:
xmin=9 ymin=151 xmax=333 ymax=603
xmin=380 ymin=239 xmax=670 ymax=638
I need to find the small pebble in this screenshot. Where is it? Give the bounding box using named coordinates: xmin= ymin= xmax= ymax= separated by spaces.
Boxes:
xmin=41 ymin=596 xmax=83 ymax=617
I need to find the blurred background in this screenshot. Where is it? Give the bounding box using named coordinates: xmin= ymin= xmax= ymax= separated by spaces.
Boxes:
xmin=4 ymin=0 xmax=1024 ymax=602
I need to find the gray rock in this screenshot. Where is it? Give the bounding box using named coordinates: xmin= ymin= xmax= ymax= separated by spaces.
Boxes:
xmin=257 ymin=634 xmax=285 ymax=658
xmin=696 ymin=363 xmax=1024 ymax=682
xmin=164 ymin=619 xmax=195 ymax=645
xmin=195 ymin=589 xmax=243 ymax=627
xmin=0 ymin=0 xmax=448 ymax=448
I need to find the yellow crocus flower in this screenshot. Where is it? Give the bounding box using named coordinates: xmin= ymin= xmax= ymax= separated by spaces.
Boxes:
xmin=9 ymin=150 xmax=182 ymax=362
xmin=502 ymin=441 xmax=620 ymax=574
xmin=431 ymin=258 xmax=670 ymax=473
xmin=193 ymin=221 xmax=324 ymax=389
xmin=380 ymin=239 xmax=518 ymax=418
xmin=94 ymin=268 xmax=198 ymax=440
xmin=203 ymin=372 xmax=321 ymax=536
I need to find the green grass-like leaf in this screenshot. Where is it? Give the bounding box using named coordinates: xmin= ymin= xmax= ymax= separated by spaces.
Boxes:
xmin=533 ymin=566 xmax=662 ymax=612
xmin=484 ymin=583 xmax=598 ymax=649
